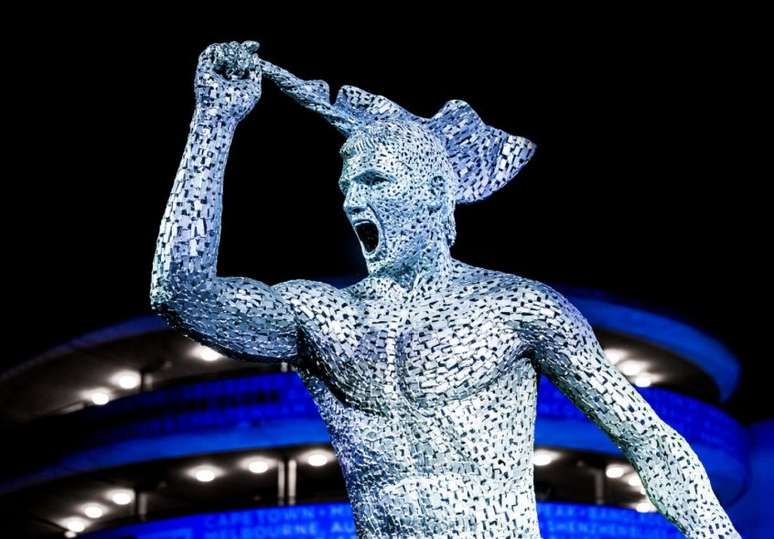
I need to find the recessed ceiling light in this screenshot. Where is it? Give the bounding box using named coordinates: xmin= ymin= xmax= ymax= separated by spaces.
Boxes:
xmin=604 ymin=348 xmax=628 ymax=364
xmin=112 ymin=371 xmax=141 ymax=390
xmin=86 ymin=389 xmax=111 ymax=406
xmin=635 ymin=500 xmax=656 ymax=512
xmin=82 ymin=503 xmax=105 ymax=519
xmin=619 ymin=361 xmax=644 ymax=377
xmin=64 ymin=531 xmax=77 ymax=539
xmin=62 ymin=517 xmax=87 ymax=533
xmin=633 ymin=374 xmax=653 ymax=387
xmin=107 ymin=488 xmax=134 ymax=506
xmin=605 ymin=464 xmax=628 ymax=479
xmin=306 ymin=452 xmax=330 ymax=467
xmin=190 ymin=465 xmax=221 ymax=483
xmin=627 ymin=474 xmax=643 ymax=487
xmin=245 ymin=457 xmax=271 ymax=474
xmin=196 ymin=469 xmax=216 ymax=482
xmin=197 ymin=345 xmax=222 ymax=362
xmin=533 ymin=449 xmax=556 ymax=467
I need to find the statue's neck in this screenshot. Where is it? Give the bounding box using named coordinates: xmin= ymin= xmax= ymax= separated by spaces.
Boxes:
xmin=372 ymin=239 xmax=454 ymax=293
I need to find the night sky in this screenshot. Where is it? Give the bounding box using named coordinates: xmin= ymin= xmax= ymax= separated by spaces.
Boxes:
xmin=8 ymin=13 xmax=769 ymax=421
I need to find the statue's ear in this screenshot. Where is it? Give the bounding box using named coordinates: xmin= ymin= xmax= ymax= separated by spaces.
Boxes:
xmin=427 ymin=175 xmax=447 ymax=214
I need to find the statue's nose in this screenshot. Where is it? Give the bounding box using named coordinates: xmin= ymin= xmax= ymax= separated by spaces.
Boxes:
xmin=343 ymin=184 xmax=368 ymax=216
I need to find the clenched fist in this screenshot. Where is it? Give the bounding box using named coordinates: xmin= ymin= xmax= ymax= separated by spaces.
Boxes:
xmin=195 ymin=41 xmax=262 ymax=122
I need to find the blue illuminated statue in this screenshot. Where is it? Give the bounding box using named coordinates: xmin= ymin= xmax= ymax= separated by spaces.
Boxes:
xmin=151 ymin=42 xmax=740 ymax=538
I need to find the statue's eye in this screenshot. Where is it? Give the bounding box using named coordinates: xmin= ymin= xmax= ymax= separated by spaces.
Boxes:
xmin=361 ymin=174 xmax=388 ymax=187
xmin=339 ymin=179 xmax=350 ymax=194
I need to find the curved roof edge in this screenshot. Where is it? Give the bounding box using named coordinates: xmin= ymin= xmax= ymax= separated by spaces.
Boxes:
xmin=563 ymin=289 xmax=740 ymax=401
xmin=0 ymin=315 xmax=166 ymax=383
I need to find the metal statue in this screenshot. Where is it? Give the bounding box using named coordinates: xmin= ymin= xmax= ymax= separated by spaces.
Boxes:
xmin=151 ymin=41 xmax=739 ymax=538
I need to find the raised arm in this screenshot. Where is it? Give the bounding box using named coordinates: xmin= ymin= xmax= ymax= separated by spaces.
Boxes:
xmin=518 ymin=284 xmax=740 ymax=539
xmin=150 ymin=42 xmax=299 ymax=362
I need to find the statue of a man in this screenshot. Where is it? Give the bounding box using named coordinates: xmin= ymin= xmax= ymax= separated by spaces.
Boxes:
xmin=151 ymin=41 xmax=739 ymax=538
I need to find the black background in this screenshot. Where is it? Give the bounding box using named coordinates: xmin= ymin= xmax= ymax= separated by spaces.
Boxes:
xmin=7 ymin=11 xmax=770 ymax=421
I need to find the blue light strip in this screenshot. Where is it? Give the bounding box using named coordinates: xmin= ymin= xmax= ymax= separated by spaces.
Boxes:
xmin=81 ymin=501 xmax=683 ymax=539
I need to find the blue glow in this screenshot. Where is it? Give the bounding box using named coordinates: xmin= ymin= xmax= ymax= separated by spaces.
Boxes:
xmin=537 ymin=378 xmax=747 ymax=457
xmin=537 ymin=380 xmax=749 ymax=503
xmin=81 ymin=502 xmax=682 ymax=539
xmin=728 ymin=421 xmax=774 ymax=538
xmin=566 ymin=293 xmax=740 ymax=401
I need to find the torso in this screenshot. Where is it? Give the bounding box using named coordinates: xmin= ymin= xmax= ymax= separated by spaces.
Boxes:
xmin=279 ymin=262 xmax=545 ymax=538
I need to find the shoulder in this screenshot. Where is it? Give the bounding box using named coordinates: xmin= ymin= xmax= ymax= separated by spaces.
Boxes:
xmin=459 ymin=265 xmax=585 ymax=329
xmin=454 ymin=264 xmax=554 ymax=302
xmin=458 ymin=265 xmax=598 ymax=355
xmin=272 ymin=278 xmax=356 ymax=305
xmin=272 ymin=279 xmax=361 ymax=325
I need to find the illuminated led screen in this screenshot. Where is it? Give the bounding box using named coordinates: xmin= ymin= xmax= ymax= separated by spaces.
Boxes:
xmin=82 ymin=502 xmax=681 ymax=539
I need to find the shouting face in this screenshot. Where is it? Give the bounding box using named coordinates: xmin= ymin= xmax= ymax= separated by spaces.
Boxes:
xmin=338 ymin=122 xmax=456 ymax=276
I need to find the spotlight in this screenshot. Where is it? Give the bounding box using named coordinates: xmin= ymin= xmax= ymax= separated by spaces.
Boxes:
xmin=533 ymin=449 xmax=555 ymax=467
xmin=605 ymin=464 xmax=628 ymax=479
xmin=245 ymin=457 xmax=271 ymax=474
xmin=64 ymin=532 xmax=77 ymax=539
xmin=112 ymin=371 xmax=141 ymax=390
xmin=190 ymin=465 xmax=220 ymax=482
xmin=604 ymin=348 xmax=628 ymax=365
xmin=61 ymin=517 xmax=87 ymax=533
xmin=107 ymin=488 xmax=134 ymax=506
xmin=306 ymin=452 xmax=330 ymax=467
xmin=82 ymin=503 xmax=105 ymax=519
xmin=86 ymin=389 xmax=111 ymax=406
xmin=197 ymin=345 xmax=222 ymax=362
xmin=633 ymin=374 xmax=653 ymax=387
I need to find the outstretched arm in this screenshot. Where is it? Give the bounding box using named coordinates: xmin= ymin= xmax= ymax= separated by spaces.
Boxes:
xmin=519 ymin=284 xmax=740 ymax=538
xmin=150 ymin=42 xmax=298 ymax=362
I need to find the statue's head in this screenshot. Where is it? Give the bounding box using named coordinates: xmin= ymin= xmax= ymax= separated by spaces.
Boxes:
xmin=261 ymin=66 xmax=537 ymax=274
xmin=339 ymin=121 xmax=456 ymax=275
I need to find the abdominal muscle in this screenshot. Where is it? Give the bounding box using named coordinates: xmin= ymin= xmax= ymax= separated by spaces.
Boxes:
xmin=349 ymin=469 xmax=541 ymax=538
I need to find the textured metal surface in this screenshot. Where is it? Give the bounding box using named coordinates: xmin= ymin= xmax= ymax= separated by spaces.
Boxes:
xmin=150 ymin=42 xmax=739 ymax=538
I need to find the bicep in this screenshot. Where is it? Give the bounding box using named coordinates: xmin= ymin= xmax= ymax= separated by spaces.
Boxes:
xmin=152 ymin=275 xmax=300 ymax=362
xmin=527 ymin=288 xmax=662 ymax=446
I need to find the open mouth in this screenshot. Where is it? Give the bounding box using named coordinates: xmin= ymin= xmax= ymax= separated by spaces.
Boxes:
xmin=354 ymin=221 xmax=380 ymax=253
